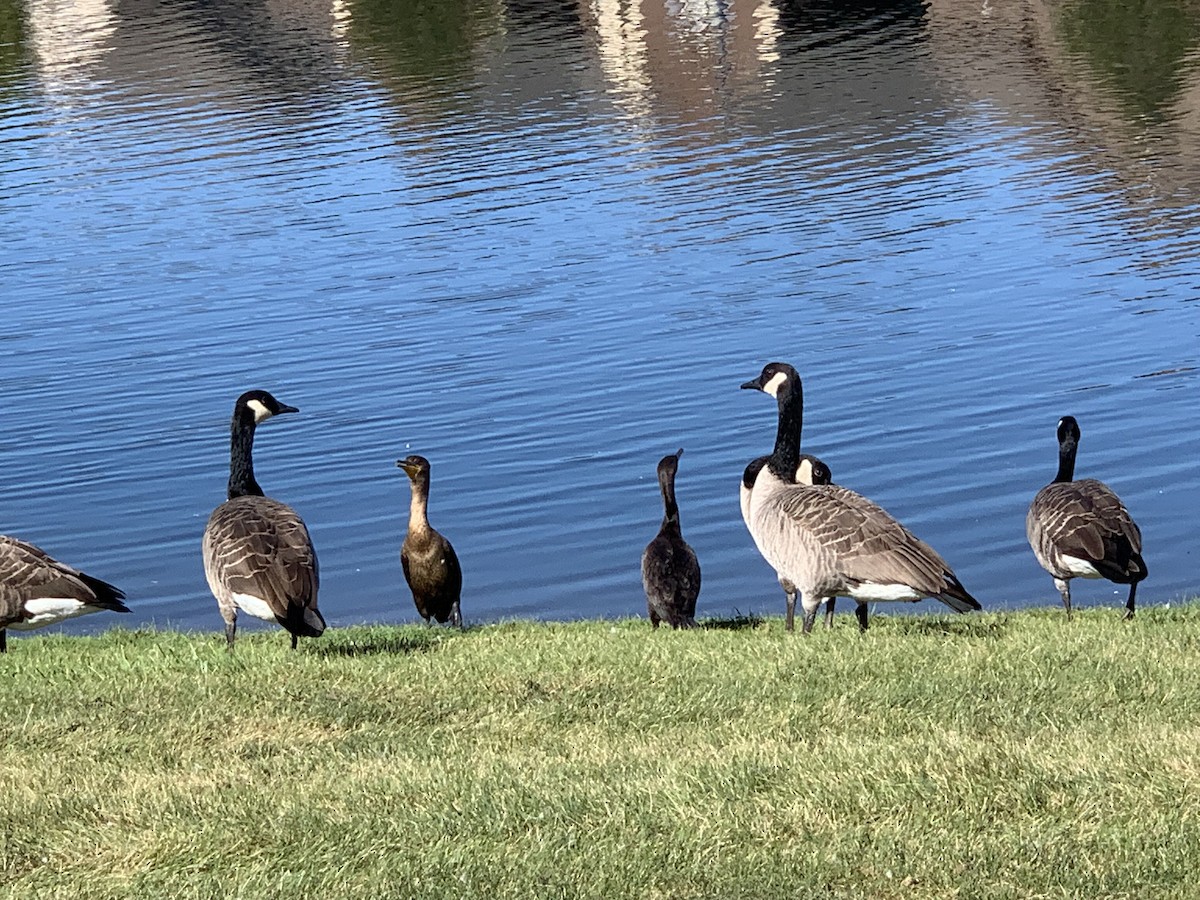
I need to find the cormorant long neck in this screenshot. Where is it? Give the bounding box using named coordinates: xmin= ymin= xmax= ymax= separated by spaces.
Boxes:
xmin=227 ymin=414 xmax=263 ymax=499
xmin=408 ymin=478 xmax=431 ymax=533
xmin=658 ymin=466 xmax=681 ymax=534
xmin=767 ymin=379 xmax=803 ymax=480
xmin=1054 ymin=435 xmax=1077 ymax=483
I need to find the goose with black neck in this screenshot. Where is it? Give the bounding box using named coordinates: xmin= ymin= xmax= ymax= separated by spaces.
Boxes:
xmin=741 ymin=362 xmax=980 ymax=633
xmin=202 ymin=390 xmax=325 ymax=650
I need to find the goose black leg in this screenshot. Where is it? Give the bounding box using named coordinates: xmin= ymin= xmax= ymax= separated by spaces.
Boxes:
xmin=785 ymin=589 xmax=798 ymax=632
xmin=0 ymin=629 xmax=6 ymax=653
xmin=855 ymin=602 xmax=869 ymax=632
xmin=799 ymin=596 xmax=820 ymax=635
xmin=1056 ymin=578 xmax=1073 ymax=621
xmin=1124 ymin=583 xmax=1137 ymax=621
xmin=824 ymin=598 xmax=836 ymax=629
xmin=450 ymin=600 xmax=463 ymax=630
xmin=291 ymin=633 xmax=299 ymax=650
xmin=224 ymin=620 xmax=237 ymax=651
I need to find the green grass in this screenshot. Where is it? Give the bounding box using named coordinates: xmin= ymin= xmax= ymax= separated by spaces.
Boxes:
xmin=5 ymin=606 xmax=1200 ymax=899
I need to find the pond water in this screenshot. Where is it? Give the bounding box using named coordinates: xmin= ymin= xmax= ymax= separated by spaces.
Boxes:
xmin=3 ymin=0 xmax=1199 ymax=638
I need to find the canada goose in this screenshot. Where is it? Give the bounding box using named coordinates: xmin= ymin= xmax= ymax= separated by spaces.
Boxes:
xmin=202 ymin=390 xmax=325 ymax=650
xmin=397 ymin=455 xmax=463 ymax=627
xmin=642 ymin=448 xmax=701 ymax=629
xmin=741 ymin=362 xmax=980 ymax=633
xmin=0 ymin=535 xmax=128 ymax=651
xmin=1026 ymin=415 xmax=1147 ymax=621
xmin=741 ymin=454 xmax=837 ymax=627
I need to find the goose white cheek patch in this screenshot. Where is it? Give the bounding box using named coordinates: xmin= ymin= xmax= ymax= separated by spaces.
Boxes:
xmin=246 ymin=399 xmax=271 ymax=422
xmin=796 ymin=458 xmax=814 ymax=485
xmin=763 ymin=371 xmax=789 ymax=397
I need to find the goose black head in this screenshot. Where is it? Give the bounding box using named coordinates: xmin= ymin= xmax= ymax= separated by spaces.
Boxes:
xmin=1057 ymin=416 xmax=1081 ymax=447
xmin=397 ymin=455 xmax=432 ymax=484
xmin=742 ymin=456 xmax=768 ymax=490
xmin=741 ymin=362 xmax=800 ymax=399
xmin=234 ymin=390 xmax=299 ymax=424
xmin=798 ymin=454 xmax=832 ymax=486
xmin=1053 ymin=416 xmax=1081 ymax=483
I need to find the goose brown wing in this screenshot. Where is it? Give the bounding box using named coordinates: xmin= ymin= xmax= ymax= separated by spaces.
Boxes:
xmin=773 ymin=485 xmax=970 ymax=600
xmin=203 ymin=496 xmax=319 ymax=617
xmin=0 ymin=535 xmax=127 ymax=625
xmin=1028 ymin=480 xmax=1145 ymax=580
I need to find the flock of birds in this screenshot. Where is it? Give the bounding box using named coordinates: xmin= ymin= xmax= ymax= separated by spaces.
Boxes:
xmin=644 ymin=362 xmax=1147 ymax=633
xmin=0 ymin=362 xmax=1150 ymax=651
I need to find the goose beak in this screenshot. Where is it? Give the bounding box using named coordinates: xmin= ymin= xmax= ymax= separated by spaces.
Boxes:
xmin=277 ymin=403 xmax=299 ymax=415
xmin=396 ymin=459 xmax=416 ymax=477
xmin=740 ymin=376 xmax=764 ymax=391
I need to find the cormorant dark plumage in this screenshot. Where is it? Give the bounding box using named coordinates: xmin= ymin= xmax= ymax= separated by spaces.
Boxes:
xmin=202 ymin=390 xmax=325 ymax=650
xmin=1027 ymin=415 xmax=1147 ymax=620
xmin=642 ymin=448 xmax=701 ymax=629
xmin=397 ymin=455 xmax=463 ymax=627
xmin=0 ymin=535 xmax=129 ymax=651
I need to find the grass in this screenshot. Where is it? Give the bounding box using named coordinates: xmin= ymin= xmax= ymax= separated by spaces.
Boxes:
xmin=4 ymin=605 xmax=1200 ymax=899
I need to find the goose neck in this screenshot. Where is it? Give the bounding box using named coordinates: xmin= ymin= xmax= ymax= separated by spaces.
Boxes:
xmin=766 ymin=381 xmax=803 ymax=479
xmin=1054 ymin=439 xmax=1077 ymax=483
xmin=227 ymin=417 xmax=263 ymax=499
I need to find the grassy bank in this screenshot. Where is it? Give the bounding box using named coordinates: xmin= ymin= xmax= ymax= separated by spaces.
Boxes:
xmin=4 ymin=606 xmax=1200 ymax=899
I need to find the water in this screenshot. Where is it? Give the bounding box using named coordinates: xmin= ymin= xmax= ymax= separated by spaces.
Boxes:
xmin=3 ymin=0 xmax=1199 ymax=638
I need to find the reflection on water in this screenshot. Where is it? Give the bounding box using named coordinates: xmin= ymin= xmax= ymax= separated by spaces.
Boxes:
xmin=1057 ymin=0 xmax=1200 ymax=122
xmin=2 ymin=0 xmax=1200 ymax=638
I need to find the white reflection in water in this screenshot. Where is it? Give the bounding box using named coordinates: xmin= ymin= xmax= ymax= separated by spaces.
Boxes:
xmin=28 ymin=0 xmax=116 ymax=96
xmin=590 ymin=0 xmax=655 ymax=123
xmin=752 ymin=0 xmax=782 ymax=66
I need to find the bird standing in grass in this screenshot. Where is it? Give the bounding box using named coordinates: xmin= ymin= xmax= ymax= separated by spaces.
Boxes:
xmin=642 ymin=448 xmax=701 ymax=629
xmin=741 ymin=453 xmax=835 ymax=627
xmin=1027 ymin=415 xmax=1147 ymax=620
xmin=0 ymin=535 xmax=128 ymax=651
xmin=397 ymin=455 xmax=463 ymax=627
xmin=742 ymin=361 xmax=980 ymax=633
xmin=202 ymin=390 xmax=325 ymax=650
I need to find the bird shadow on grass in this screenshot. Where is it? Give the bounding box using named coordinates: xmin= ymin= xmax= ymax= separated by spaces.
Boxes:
xmin=311 ymin=628 xmax=462 ymax=658
xmin=700 ymin=611 xmax=767 ymax=631
xmin=881 ymin=615 xmax=1011 ymax=639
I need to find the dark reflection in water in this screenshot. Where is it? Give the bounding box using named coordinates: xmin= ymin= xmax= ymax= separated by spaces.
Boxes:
xmin=773 ymin=0 xmax=930 ymax=45
xmin=1058 ymin=0 xmax=1200 ymax=122
xmin=348 ymin=0 xmax=497 ymax=83
xmin=3 ymin=0 xmax=1200 ymax=640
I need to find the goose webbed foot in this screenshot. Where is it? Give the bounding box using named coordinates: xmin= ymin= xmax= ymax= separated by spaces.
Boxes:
xmin=1123 ymin=583 xmax=1138 ymax=621
xmin=800 ymin=604 xmax=819 ymax=635
xmin=1055 ymin=578 xmax=1073 ymax=621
